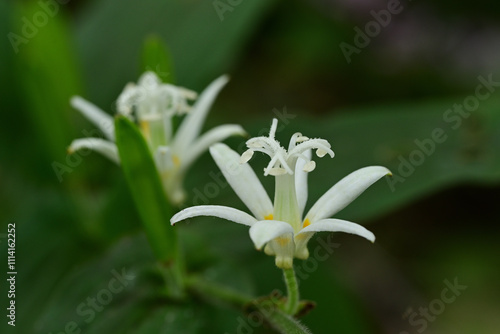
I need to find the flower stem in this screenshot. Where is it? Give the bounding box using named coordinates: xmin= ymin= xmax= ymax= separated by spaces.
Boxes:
xmin=283 ymin=267 xmax=299 ymax=315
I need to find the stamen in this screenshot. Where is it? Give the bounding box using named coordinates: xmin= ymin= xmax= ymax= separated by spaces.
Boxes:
xmin=240 ymin=149 xmax=254 ymax=164
xmin=116 ymin=72 xmax=196 ymax=121
xmin=303 ymin=160 xmax=316 ymax=172
xmin=269 ymin=118 xmax=278 ymax=139
xmin=247 ymin=141 xmax=264 ymax=148
xmin=316 ymin=148 xmax=327 ymax=157
xmin=245 ymin=118 xmax=334 ymax=177
xmin=296 ymin=136 xmax=309 ymax=142
xmin=288 ymin=132 xmax=302 ymax=151
xmin=268 ymin=167 xmax=287 ymax=176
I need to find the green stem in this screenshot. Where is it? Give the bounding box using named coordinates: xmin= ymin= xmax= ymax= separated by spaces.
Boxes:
xmin=283 ymin=267 xmax=299 ymax=315
xmin=159 ymin=257 xmax=185 ymax=299
xmin=186 ymin=276 xmax=253 ymax=308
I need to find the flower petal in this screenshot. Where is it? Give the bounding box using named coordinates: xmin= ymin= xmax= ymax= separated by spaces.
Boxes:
xmin=71 ymin=96 xmax=115 ymax=141
xmin=249 ymin=220 xmax=295 ymax=250
xmin=170 ymin=205 xmax=258 ymax=227
xmin=210 ymin=143 xmax=273 ymax=220
xmin=297 ymin=218 xmax=375 ymax=242
xmin=295 ymin=149 xmax=312 ymax=217
xmin=179 ymin=124 xmax=246 ymax=172
xmin=305 ymin=166 xmax=392 ymax=223
xmin=68 ymin=138 xmax=119 ymax=164
xmin=154 ymin=146 xmax=174 ymax=174
xmin=172 ymin=75 xmax=229 ymax=153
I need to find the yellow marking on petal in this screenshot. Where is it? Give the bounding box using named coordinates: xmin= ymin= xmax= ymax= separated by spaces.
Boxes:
xmin=264 ymin=214 xmax=273 ymax=220
xmin=275 ymin=236 xmax=290 ymax=246
xmin=303 ymin=218 xmax=311 ymax=228
xmin=139 ymin=120 xmax=151 ymax=140
xmin=295 ymin=233 xmax=308 ymax=240
xmin=172 ymin=155 xmax=181 ymax=167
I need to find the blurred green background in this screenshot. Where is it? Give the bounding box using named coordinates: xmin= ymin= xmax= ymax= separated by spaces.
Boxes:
xmin=1 ymin=0 xmax=500 ymax=333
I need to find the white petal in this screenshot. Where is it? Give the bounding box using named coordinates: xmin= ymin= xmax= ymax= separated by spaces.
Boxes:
xmin=297 ymin=218 xmax=375 ymax=243
xmin=172 ymin=75 xmax=229 ymax=153
xmin=249 ymin=220 xmax=295 ymax=250
xmin=210 ymin=143 xmax=273 ymax=220
xmin=305 ymin=166 xmax=392 ymax=223
xmin=179 ymin=124 xmax=246 ymax=172
xmin=295 ymin=149 xmax=312 ymax=217
xmin=170 ymin=205 xmax=258 ymax=226
xmin=68 ymin=138 xmax=119 ymax=164
xmin=71 ymin=96 xmax=115 ymax=141
xmin=154 ymin=146 xmax=173 ymax=173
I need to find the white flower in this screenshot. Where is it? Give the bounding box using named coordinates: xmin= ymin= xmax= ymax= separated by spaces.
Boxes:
xmin=171 ymin=119 xmax=391 ymax=268
xmin=68 ymin=72 xmax=246 ymax=205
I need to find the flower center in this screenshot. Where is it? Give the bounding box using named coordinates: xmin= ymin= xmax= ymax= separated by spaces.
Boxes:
xmin=241 ymin=118 xmax=335 ymax=176
xmin=117 ymin=72 xmax=197 ymax=151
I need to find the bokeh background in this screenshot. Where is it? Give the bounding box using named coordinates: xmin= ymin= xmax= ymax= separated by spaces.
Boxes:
xmin=1 ymin=0 xmax=500 ymax=333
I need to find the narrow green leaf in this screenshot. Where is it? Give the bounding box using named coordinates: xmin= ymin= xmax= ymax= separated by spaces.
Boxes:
xmin=141 ymin=35 xmax=175 ymax=83
xmin=114 ymin=116 xmax=177 ymax=263
xmin=12 ymin=1 xmax=83 ymax=171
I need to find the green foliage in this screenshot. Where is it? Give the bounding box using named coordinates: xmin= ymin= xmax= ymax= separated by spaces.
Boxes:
xmin=141 ymin=35 xmax=175 ymax=84
xmin=115 ymin=116 xmax=177 ymax=263
xmin=10 ymin=1 xmax=83 ymax=179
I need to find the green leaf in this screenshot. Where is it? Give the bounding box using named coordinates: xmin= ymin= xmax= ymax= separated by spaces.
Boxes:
xmin=12 ymin=1 xmax=83 ymax=168
xmin=75 ymin=0 xmax=278 ymax=105
xmin=114 ymin=116 xmax=178 ymax=263
xmin=141 ymin=35 xmax=175 ymax=84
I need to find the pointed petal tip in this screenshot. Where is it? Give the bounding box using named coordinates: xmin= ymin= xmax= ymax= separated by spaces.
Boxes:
xmin=69 ymin=95 xmax=81 ymax=105
xmin=374 ymin=166 xmax=393 ymax=177
xmin=212 ymin=74 xmax=230 ymax=88
xmin=208 ymin=142 xmax=227 ymax=155
xmin=70 ymin=96 xmax=87 ymax=110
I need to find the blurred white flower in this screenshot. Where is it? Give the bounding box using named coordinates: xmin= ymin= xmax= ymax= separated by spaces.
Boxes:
xmin=69 ymin=72 xmax=245 ymax=205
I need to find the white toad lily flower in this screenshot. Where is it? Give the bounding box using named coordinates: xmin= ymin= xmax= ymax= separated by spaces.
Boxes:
xmin=171 ymin=119 xmax=392 ymax=269
xmin=68 ymin=71 xmax=246 ymax=205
